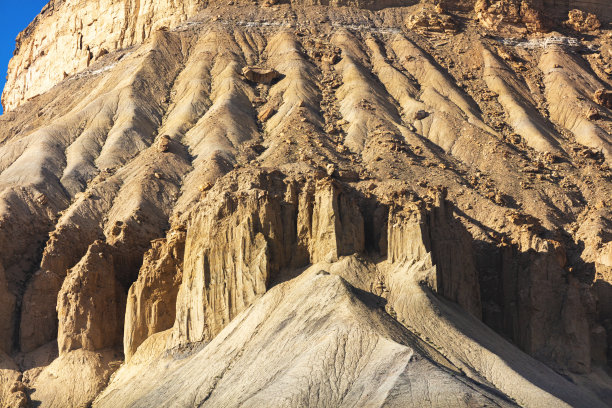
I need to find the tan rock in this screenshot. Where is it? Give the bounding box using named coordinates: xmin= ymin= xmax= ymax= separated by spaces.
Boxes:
xmin=564 ymin=9 xmax=601 ymax=32
xmin=414 ymin=109 xmax=429 ymax=120
xmin=586 ymin=107 xmax=601 ymax=120
xmin=387 ymin=196 xmax=481 ymax=317
xmin=57 ymin=241 xmax=124 ymax=354
xmin=1 ymin=1 xmax=612 ymax=406
xmin=157 ymin=135 xmax=171 ymax=153
xmin=593 ymin=88 xmax=612 ymax=109
xmin=476 ymin=0 xmax=549 ymax=33
xmin=30 ymin=349 xmax=121 ymax=408
xmin=241 ymin=66 xmax=281 ymax=84
xmin=124 ymin=230 xmax=185 ymax=361
xmin=0 ymin=264 xmax=15 ymax=354
xmin=257 ymin=106 xmax=276 ymax=122
xmin=170 ymin=173 xmax=364 ymax=347
xmin=405 ymin=10 xmax=459 ymax=33
xmin=3 ymin=0 xmax=210 ymax=111
xmin=0 ymin=352 xmax=24 ymax=408
xmin=20 ymin=270 xmax=63 ymax=353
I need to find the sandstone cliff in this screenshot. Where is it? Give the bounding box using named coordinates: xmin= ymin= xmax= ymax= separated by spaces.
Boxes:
xmin=3 ymin=0 xmax=612 ymax=112
xmin=0 ymin=0 xmax=612 ymax=407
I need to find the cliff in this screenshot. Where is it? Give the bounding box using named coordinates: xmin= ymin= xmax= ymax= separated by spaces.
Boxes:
xmin=3 ymin=0 xmax=612 ymax=111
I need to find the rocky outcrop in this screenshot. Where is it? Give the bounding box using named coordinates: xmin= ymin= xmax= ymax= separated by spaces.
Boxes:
xmin=2 ymin=0 xmax=207 ymax=111
xmin=594 ymin=89 xmax=612 ymax=110
xmin=387 ymin=192 xmax=482 ymax=317
xmin=0 ymin=352 xmax=27 ymax=408
xmin=95 ymin=194 xmax=609 ymax=408
xmin=57 ymin=241 xmax=124 ymax=354
xmin=476 ymin=230 xmax=598 ymax=374
xmin=564 ymin=8 xmax=602 ymax=31
xmin=1 ymin=0 xmax=413 ymax=112
xmin=0 ymin=264 xmax=15 ymax=355
xmin=5 ymin=0 xmax=612 ymax=112
xmin=19 ymin=270 xmax=62 ymax=353
xmin=170 ymin=172 xmax=365 ymax=347
xmin=405 ymin=9 xmax=459 ymax=33
xmin=124 ymin=229 xmax=185 ymax=361
xmin=242 ymin=67 xmax=282 ymax=84
xmin=475 ymin=0 xmax=550 ymax=32
xmin=383 ymin=246 xmax=607 ymax=408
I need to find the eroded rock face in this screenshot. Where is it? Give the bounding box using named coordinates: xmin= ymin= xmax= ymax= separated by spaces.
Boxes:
xmin=124 ymin=229 xmax=185 ymax=361
xmin=477 ymin=231 xmax=598 ymax=373
xmin=57 ymin=241 xmax=125 ymax=354
xmin=594 ymin=89 xmax=612 ymax=110
xmin=475 ymin=0 xmax=550 ymax=32
xmin=2 ymin=0 xmax=415 ymax=112
xmin=19 ymin=270 xmax=62 ymax=353
xmin=242 ymin=66 xmax=282 ymax=84
xmin=6 ymin=0 xmax=611 ymax=112
xmin=0 ymin=264 xmax=16 ymax=354
xmin=388 ymin=192 xmax=482 ymax=317
xmin=170 ymin=172 xmax=365 ymax=347
xmin=96 ymin=184 xmax=609 ymax=408
xmin=2 ymin=0 xmax=207 ymax=111
xmin=0 ymin=352 xmax=27 ymax=408
xmin=564 ymin=8 xmax=602 ymax=32
xmin=405 ymin=9 xmax=459 ymax=33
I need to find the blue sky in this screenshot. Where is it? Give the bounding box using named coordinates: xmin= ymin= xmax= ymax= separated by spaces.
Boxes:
xmin=0 ymin=1 xmax=49 ymax=114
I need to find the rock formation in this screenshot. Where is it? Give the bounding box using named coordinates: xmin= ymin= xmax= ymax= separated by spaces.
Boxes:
xmin=57 ymin=241 xmax=125 ymax=354
xmin=475 ymin=0 xmax=551 ymax=33
xmin=124 ymin=229 xmax=185 ymax=361
xmin=0 ymin=0 xmax=612 ymax=407
xmin=0 ymin=264 xmax=16 ymax=355
xmin=565 ymin=8 xmax=603 ymax=32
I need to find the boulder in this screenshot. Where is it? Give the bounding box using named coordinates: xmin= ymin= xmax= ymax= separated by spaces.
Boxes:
xmin=475 ymin=0 xmax=550 ymax=33
xmin=405 ymin=11 xmax=459 ymax=33
xmin=242 ymin=66 xmax=281 ymax=84
xmin=594 ymin=89 xmax=612 ymax=109
xmin=564 ymin=9 xmax=601 ymax=32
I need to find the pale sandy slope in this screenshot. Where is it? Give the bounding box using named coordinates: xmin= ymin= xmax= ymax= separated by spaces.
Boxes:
xmin=95 ymin=265 xmax=516 ymax=408
xmin=95 ymin=259 xmax=606 ymax=408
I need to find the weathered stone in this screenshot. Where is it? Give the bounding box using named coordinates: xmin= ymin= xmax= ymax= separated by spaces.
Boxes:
xmin=0 ymin=264 xmax=15 ymax=355
xmin=594 ymin=88 xmax=612 ymax=109
xmin=157 ymin=135 xmax=171 ymax=153
xmin=1 ymin=1 xmax=612 ymax=407
xmin=124 ymin=230 xmax=185 ymax=361
xmin=564 ymin=9 xmax=601 ymax=32
xmin=20 ymin=270 xmax=62 ymax=353
xmin=242 ymin=66 xmax=281 ymax=84
xmin=170 ymin=173 xmax=365 ymax=347
xmin=258 ymin=106 xmax=276 ymax=122
xmin=475 ymin=0 xmax=550 ymax=32
xmin=405 ymin=10 xmax=459 ymax=33
xmin=57 ymin=241 xmax=125 ymax=354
